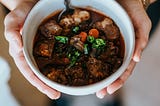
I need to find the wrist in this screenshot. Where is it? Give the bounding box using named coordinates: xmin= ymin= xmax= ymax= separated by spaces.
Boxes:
xmin=141 ymin=0 xmax=150 ymax=10
xmin=141 ymin=0 xmax=156 ymax=10
xmin=150 ymin=0 xmax=156 ymax=3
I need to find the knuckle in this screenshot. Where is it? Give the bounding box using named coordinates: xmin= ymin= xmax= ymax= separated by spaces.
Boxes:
xmin=142 ymin=35 xmax=149 ymax=49
xmin=147 ymin=17 xmax=152 ymax=30
xmin=4 ymin=31 xmax=13 ymax=42
xmin=4 ymin=12 xmax=17 ymax=26
xmin=8 ymin=42 xmax=22 ymax=58
xmin=120 ymin=69 xmax=132 ymax=82
xmin=9 ymin=46 xmax=15 ymax=58
xmin=141 ymin=15 xmax=152 ymax=34
xmin=118 ymin=79 xmax=124 ymax=86
xmin=4 ymin=13 xmax=18 ymax=42
xmin=140 ymin=17 xmax=150 ymax=49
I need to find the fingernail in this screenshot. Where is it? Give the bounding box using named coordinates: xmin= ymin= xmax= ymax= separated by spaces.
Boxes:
xmin=45 ymin=90 xmax=60 ymax=100
xmin=97 ymin=92 xmax=105 ymax=99
xmin=133 ymin=56 xmax=140 ymax=62
xmin=96 ymin=89 xmax=107 ymax=99
xmin=107 ymin=84 xmax=122 ymax=95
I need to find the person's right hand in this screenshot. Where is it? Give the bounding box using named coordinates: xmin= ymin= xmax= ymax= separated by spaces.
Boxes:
xmin=4 ymin=1 xmax=61 ymax=99
xmin=96 ymin=0 xmax=152 ymax=98
xmin=118 ymin=0 xmax=152 ymax=62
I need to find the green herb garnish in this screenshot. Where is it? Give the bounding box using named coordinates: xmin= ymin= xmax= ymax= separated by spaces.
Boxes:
xmin=74 ymin=51 xmax=81 ymax=57
xmin=72 ymin=26 xmax=80 ymax=33
xmin=68 ymin=50 xmax=81 ymax=68
xmin=84 ymin=44 xmax=89 ymax=54
xmin=55 ymin=36 xmax=68 ymax=44
xmin=92 ymin=38 xmax=106 ymax=49
xmin=87 ymin=36 xmax=95 ymax=43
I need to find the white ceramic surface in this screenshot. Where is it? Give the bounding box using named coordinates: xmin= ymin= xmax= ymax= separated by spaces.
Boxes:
xmin=23 ymin=0 xmax=135 ymax=95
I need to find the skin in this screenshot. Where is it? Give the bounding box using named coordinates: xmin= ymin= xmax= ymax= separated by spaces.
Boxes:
xmin=1 ymin=0 xmax=154 ymax=99
xmin=96 ymin=0 xmax=153 ymax=98
xmin=1 ymin=0 xmax=60 ymax=99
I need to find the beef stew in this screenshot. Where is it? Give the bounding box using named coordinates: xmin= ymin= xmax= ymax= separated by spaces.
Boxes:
xmin=33 ymin=8 xmax=125 ymax=86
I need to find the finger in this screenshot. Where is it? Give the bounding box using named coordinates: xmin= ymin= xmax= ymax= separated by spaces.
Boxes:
xmin=96 ymin=88 xmax=107 ymax=99
xmin=133 ymin=30 xmax=149 ymax=62
xmin=119 ymin=60 xmax=136 ymax=81
xmin=13 ymin=51 xmax=61 ymax=99
xmin=4 ymin=2 xmax=34 ymax=46
xmin=5 ymin=24 xmax=22 ymax=57
xmin=107 ymin=79 xmax=123 ymax=95
xmin=133 ymin=12 xmax=151 ymax=62
xmin=30 ymin=73 xmax=61 ymax=99
xmin=6 ymin=30 xmax=61 ymax=99
xmin=4 ymin=4 xmax=61 ymax=99
xmin=8 ymin=41 xmax=22 ymax=58
xmin=107 ymin=60 xmax=136 ymax=94
xmin=4 ymin=12 xmax=23 ymax=50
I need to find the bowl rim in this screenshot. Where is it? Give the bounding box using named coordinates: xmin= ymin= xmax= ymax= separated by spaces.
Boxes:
xmin=22 ymin=0 xmax=135 ymax=95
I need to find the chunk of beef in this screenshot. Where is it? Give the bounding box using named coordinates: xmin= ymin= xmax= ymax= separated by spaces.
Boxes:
xmin=105 ymin=56 xmax=122 ymax=68
xmin=52 ymin=55 xmax=70 ymax=65
xmin=86 ymin=57 xmax=109 ymax=78
xmin=113 ymin=58 xmax=123 ymax=69
xmin=94 ymin=18 xmax=120 ymax=40
xmin=59 ymin=9 xmax=90 ymax=35
xmin=72 ymin=79 xmax=87 ymax=86
xmin=44 ymin=67 xmax=68 ymax=85
xmin=65 ymin=66 xmax=86 ymax=86
xmin=99 ymin=42 xmax=119 ymax=61
xmin=65 ymin=66 xmax=84 ymax=79
xmin=59 ymin=15 xmax=74 ymax=28
xmin=40 ymin=20 xmax=62 ymax=39
xmin=33 ymin=40 xmax=54 ymax=58
xmin=60 ymin=9 xmax=90 ymax=28
xmin=79 ymin=21 xmax=90 ymax=32
xmin=59 ymin=15 xmax=74 ymax=35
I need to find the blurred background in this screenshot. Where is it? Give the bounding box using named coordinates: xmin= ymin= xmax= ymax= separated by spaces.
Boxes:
xmin=0 ymin=1 xmax=160 ymax=106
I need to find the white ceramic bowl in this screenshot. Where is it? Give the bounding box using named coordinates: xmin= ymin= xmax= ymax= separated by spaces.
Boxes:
xmin=23 ymin=0 xmax=135 ymax=96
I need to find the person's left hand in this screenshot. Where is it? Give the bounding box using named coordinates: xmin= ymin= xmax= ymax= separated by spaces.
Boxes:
xmin=4 ymin=1 xmax=61 ymax=99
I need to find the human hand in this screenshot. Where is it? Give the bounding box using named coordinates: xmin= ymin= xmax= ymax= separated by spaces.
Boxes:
xmin=4 ymin=1 xmax=61 ymax=99
xmin=96 ymin=0 xmax=151 ymax=98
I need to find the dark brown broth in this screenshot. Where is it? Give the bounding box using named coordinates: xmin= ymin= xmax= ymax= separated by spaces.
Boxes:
xmin=33 ymin=8 xmax=125 ymax=86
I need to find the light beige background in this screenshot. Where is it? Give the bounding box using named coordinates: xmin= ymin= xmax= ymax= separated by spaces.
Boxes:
xmin=0 ymin=2 xmax=160 ymax=106
xmin=122 ymin=22 xmax=160 ymax=106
